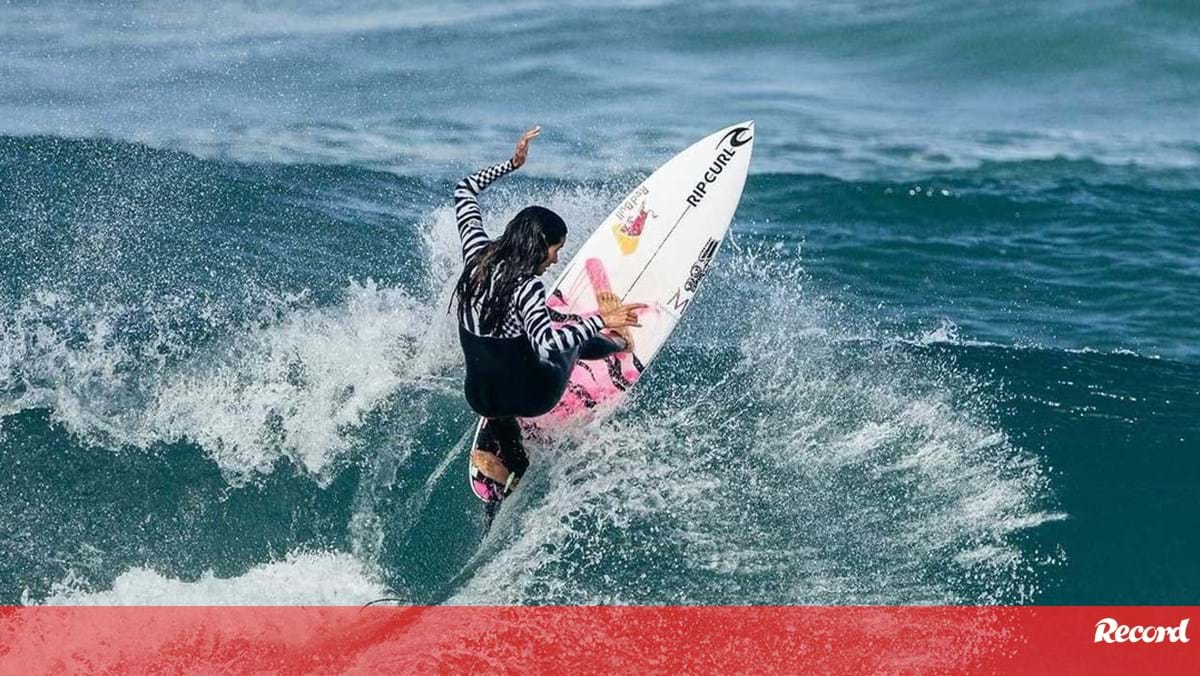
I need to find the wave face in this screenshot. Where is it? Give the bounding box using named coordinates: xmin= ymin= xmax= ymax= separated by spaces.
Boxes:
xmin=2 ymin=2 xmax=1199 ymax=609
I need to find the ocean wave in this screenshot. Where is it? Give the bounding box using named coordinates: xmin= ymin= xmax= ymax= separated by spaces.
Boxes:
xmin=10 ymin=133 xmax=1196 ymax=606
xmin=6 ymin=234 xmax=1067 ymax=605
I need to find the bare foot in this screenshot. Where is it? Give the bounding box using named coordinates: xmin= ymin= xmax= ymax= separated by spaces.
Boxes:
xmin=471 ymin=449 xmax=510 ymax=485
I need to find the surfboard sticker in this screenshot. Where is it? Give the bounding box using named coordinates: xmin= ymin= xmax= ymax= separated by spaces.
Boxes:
xmin=468 ymin=121 xmax=755 ymax=504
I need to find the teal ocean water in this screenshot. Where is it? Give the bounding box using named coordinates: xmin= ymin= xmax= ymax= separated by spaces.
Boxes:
xmin=1 ymin=2 xmax=1197 ymax=606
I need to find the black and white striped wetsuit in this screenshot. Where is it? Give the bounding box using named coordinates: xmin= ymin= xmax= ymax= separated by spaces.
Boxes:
xmin=454 ymin=160 xmax=621 ymax=432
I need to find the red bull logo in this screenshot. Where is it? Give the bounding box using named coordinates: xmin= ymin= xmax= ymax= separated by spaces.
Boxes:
xmin=612 ymin=200 xmax=657 ymax=255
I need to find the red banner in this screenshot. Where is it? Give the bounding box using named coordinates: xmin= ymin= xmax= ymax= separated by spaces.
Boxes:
xmin=2 ymin=606 xmax=1196 ymax=673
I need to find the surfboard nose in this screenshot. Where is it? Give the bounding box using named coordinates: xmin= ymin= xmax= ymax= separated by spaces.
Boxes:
xmin=731 ymin=120 xmax=755 ymax=146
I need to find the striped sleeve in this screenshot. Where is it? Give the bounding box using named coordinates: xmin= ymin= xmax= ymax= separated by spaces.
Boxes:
xmin=546 ymin=288 xmax=584 ymax=323
xmin=517 ymin=277 xmax=604 ymax=359
xmin=548 ymin=307 xmax=585 ymax=323
xmin=453 ymin=159 xmax=517 ymax=263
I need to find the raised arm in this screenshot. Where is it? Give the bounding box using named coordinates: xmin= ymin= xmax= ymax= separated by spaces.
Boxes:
xmin=453 ymin=160 xmax=516 ymax=263
xmin=452 ymin=126 xmax=541 ymax=263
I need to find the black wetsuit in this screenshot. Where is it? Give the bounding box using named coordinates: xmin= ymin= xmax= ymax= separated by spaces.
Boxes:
xmin=454 ymin=160 xmax=622 ymax=477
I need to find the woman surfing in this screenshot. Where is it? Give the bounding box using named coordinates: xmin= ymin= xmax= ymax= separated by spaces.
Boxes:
xmin=452 ymin=126 xmax=645 ymax=500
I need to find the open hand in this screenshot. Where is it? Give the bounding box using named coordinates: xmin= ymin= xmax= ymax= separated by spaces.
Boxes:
xmin=512 ymin=125 xmax=540 ymax=169
xmin=600 ymin=302 xmax=648 ymax=330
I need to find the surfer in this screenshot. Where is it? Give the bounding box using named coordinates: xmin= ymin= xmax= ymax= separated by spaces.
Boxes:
xmin=452 ymin=126 xmax=645 ymax=497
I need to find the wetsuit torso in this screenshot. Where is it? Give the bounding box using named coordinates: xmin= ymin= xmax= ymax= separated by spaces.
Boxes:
xmin=453 ymin=160 xmax=618 ymax=419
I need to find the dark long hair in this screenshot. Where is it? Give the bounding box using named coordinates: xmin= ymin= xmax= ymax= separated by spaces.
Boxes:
xmin=454 ymin=205 xmax=567 ymax=334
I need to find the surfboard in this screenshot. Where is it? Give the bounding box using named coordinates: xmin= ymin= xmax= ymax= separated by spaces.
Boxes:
xmin=469 ymin=121 xmax=756 ymax=505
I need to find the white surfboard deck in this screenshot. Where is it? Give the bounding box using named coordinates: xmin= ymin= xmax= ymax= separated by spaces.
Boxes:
xmin=469 ymin=121 xmax=755 ymax=503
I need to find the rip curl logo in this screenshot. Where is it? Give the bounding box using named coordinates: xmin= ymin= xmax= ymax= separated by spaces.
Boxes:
xmin=687 ymin=126 xmax=753 ymax=208
xmin=716 ymin=126 xmax=753 ymax=149
xmin=1094 ymin=618 xmax=1190 ymax=643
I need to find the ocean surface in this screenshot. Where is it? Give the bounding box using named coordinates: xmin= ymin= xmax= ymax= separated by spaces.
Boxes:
xmin=1 ymin=1 xmax=1197 ymax=607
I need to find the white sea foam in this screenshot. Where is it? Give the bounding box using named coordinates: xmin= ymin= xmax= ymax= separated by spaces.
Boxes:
xmin=0 ymin=279 xmax=461 ymax=481
xmin=147 ymin=279 xmax=457 ymax=478
xmin=38 ymin=551 xmax=387 ymax=605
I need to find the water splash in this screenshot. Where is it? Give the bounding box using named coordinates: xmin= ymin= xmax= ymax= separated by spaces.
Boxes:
xmin=455 ymin=238 xmax=1064 ymax=604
